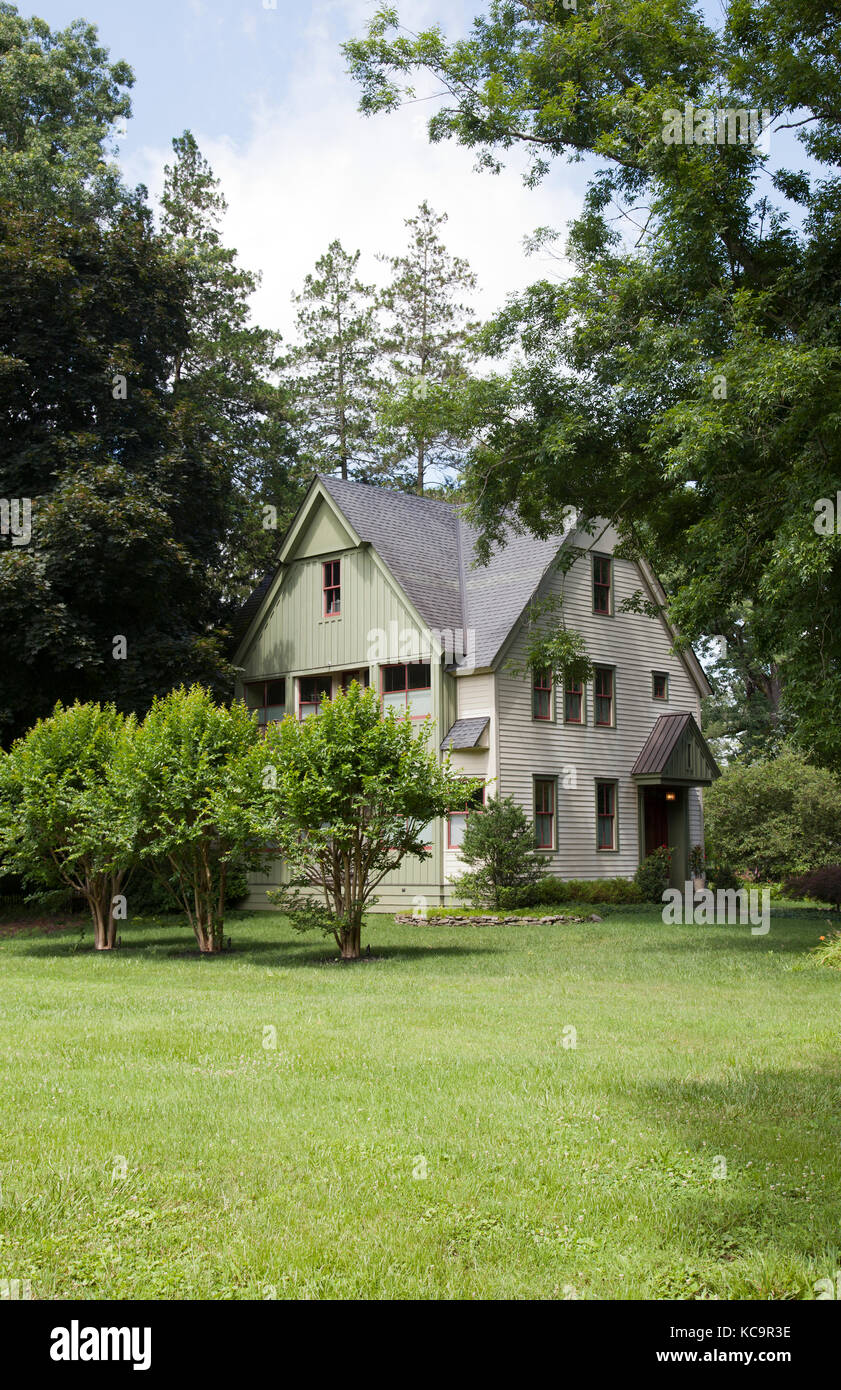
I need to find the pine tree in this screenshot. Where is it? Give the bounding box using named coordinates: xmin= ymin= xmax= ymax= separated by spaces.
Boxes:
xmin=377 ymin=201 xmax=478 ymax=494
xmin=285 ymin=240 xmax=382 ymax=481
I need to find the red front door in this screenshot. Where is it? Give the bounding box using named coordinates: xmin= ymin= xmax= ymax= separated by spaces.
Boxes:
xmin=643 ymin=788 xmax=670 ymax=857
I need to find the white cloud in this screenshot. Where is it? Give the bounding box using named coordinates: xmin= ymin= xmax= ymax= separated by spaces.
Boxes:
xmin=125 ymin=1 xmax=583 ymax=342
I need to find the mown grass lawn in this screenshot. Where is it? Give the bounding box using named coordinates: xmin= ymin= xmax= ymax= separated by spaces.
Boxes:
xmin=0 ymin=906 xmax=838 ymax=1300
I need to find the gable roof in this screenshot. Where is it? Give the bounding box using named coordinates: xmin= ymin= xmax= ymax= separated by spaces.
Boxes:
xmin=631 ymin=712 xmax=720 ymax=784
xmin=319 ymin=476 xmax=564 ymax=670
xmin=234 ymin=476 xmax=711 ymax=694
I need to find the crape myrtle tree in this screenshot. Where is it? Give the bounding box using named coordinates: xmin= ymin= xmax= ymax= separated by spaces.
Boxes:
xmin=268 ymin=682 xmax=482 ymax=959
xmin=127 ymin=685 xmax=282 ymax=954
xmin=345 ymin=1 xmax=841 ymax=771
xmin=0 ymin=702 xmax=136 ymax=950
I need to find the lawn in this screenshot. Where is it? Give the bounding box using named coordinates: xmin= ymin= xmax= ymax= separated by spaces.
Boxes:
xmin=0 ymin=906 xmax=838 ymax=1300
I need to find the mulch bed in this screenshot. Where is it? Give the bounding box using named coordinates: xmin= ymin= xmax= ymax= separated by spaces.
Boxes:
xmin=0 ymin=915 xmax=79 ymax=939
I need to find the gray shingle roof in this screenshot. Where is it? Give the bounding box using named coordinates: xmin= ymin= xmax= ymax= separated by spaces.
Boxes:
xmin=440 ymin=716 xmax=490 ymax=750
xmin=319 ymin=476 xmax=565 ymax=669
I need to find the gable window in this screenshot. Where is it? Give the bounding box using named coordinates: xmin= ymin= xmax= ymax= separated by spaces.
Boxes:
xmin=593 ymin=554 xmax=612 ymax=615
xmin=534 ymin=778 xmax=556 ymax=850
xmin=381 ymin=662 xmax=432 ymax=718
xmin=447 ymin=784 xmax=485 ymax=849
xmin=594 ymin=666 xmax=615 ymax=727
xmin=532 ymin=669 xmax=552 ymax=721
xmin=299 ymin=675 xmax=332 ymax=719
xmin=564 ymin=678 xmax=583 ymax=725
xmin=244 ymin=679 xmax=286 ymax=728
xmin=652 ymin=671 xmax=669 ymax=701
xmin=323 ymin=560 xmax=341 ymax=616
xmin=596 ymin=781 xmax=617 ymax=850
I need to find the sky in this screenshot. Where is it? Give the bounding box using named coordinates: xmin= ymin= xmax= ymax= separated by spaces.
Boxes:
xmin=23 ymin=0 xmax=591 ymax=340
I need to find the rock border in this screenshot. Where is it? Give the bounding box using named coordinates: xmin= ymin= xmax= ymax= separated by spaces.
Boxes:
xmin=394 ymin=913 xmax=603 ymax=926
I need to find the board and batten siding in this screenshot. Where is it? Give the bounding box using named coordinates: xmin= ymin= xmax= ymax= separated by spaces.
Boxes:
xmin=237 ymin=519 xmax=452 ymax=911
xmin=494 ymin=526 xmax=704 ymax=880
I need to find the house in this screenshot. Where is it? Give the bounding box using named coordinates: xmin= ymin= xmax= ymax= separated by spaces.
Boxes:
xmin=233 ymin=475 xmax=719 ymax=910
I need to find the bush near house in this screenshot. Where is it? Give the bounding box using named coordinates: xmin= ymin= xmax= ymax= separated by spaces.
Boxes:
xmin=704 ymin=749 xmax=841 ymax=881
xmin=634 ymin=847 xmax=673 ymax=903
xmin=785 ymin=865 xmax=841 ymax=911
xmin=449 ymin=795 xmax=541 ymax=909
xmin=491 ymin=875 xmax=644 ymax=908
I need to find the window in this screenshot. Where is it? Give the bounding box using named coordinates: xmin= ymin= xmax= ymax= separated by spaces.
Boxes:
xmin=593 ymin=554 xmax=612 ymax=615
xmin=532 ymin=669 xmax=552 ymax=721
xmin=564 ymin=678 xmax=583 ymax=724
xmin=299 ymin=675 xmax=332 ymax=719
xmin=534 ymin=778 xmax=556 ymax=850
xmin=381 ymin=662 xmax=432 ymax=718
xmin=652 ymin=671 xmax=669 ymax=701
xmin=596 ymin=781 xmax=617 ymax=850
xmin=447 ymin=784 xmax=485 ymax=849
xmin=323 ymin=560 xmax=341 ymax=616
xmin=244 ymin=679 xmax=286 ymax=727
xmin=339 ymin=668 xmax=369 ymax=693
xmin=594 ymin=666 xmax=615 ymax=726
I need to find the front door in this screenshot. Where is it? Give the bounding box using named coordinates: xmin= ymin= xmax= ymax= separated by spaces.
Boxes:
xmin=643 ymin=788 xmax=670 ymax=857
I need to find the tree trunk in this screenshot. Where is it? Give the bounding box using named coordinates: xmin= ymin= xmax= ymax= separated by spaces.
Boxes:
xmin=339 ymin=916 xmax=362 ymax=960
xmin=89 ymin=891 xmax=117 ymax=951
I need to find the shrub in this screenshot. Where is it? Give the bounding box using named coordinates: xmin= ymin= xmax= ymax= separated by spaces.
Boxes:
xmin=495 ymin=875 xmax=643 ymax=908
xmin=706 ymin=859 xmax=742 ymax=892
xmin=634 ymin=847 xmax=673 ymax=902
xmin=449 ymin=796 xmax=541 ymax=909
xmin=809 ymin=930 xmax=841 ymax=970
xmin=785 ymin=865 xmax=841 ymax=910
xmin=704 ymin=749 xmax=841 ymax=881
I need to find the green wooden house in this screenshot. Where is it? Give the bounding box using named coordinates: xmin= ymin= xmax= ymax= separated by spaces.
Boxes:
xmin=233 ymin=476 xmax=719 ymax=909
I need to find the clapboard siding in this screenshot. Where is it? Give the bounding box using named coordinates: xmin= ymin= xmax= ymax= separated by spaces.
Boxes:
xmin=441 ymin=672 xmax=497 ymax=894
xmin=495 ymin=526 xmax=703 ymax=880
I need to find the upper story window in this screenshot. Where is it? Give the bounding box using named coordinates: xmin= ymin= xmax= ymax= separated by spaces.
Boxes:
xmin=299 ymin=675 xmax=332 ymax=719
xmin=532 ymin=669 xmax=552 ymax=721
xmin=323 ymin=560 xmax=341 ymax=616
xmin=447 ymin=783 xmax=485 ymax=849
xmin=592 ymin=554 xmax=612 ymax=615
xmin=245 ymin=679 xmax=286 ymax=728
xmin=381 ymin=662 xmax=432 ymax=718
xmin=594 ymin=666 xmax=615 ymax=727
xmin=563 ymin=678 xmax=583 ymax=725
xmin=652 ymin=671 xmax=669 ymax=701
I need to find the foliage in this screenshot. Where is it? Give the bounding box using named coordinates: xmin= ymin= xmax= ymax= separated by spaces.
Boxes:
xmin=808 ymin=929 xmax=841 ymax=970
xmin=345 ymin=0 xmax=841 ymax=770
xmin=785 ymin=866 xmax=841 ymax=912
xmin=704 ymin=750 xmax=841 ymax=881
xmin=509 ymin=875 xmax=644 ymax=907
xmin=635 ymin=847 xmax=673 ymax=903
xmin=376 ymin=200 xmax=479 ymax=493
xmin=0 ymin=701 xmax=135 ymax=948
xmin=689 ymin=843 xmax=705 ymax=878
xmin=284 ymin=238 xmax=382 ymax=482
xmin=127 ymin=685 xmax=280 ymax=953
xmin=449 ymin=795 xmax=541 ymax=908
xmin=266 ymin=682 xmax=480 ymax=958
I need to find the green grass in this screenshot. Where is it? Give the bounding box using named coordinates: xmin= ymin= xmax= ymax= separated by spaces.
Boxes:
xmin=0 ymin=906 xmax=839 ymax=1300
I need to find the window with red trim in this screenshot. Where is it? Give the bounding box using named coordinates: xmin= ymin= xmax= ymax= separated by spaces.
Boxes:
xmin=299 ymin=675 xmax=332 ymax=719
xmin=593 ymin=555 xmax=612 ymax=614
xmin=532 ymin=669 xmax=552 ymax=721
xmin=594 ymin=666 xmax=614 ymax=726
xmin=381 ymin=662 xmax=432 ymax=718
xmin=596 ymin=781 xmax=616 ymax=849
xmin=244 ymin=679 xmax=286 ymax=728
xmin=564 ymin=679 xmax=583 ymax=724
xmin=323 ymin=560 xmax=341 ymax=616
xmin=447 ymin=784 xmax=485 ymax=849
xmin=652 ymin=671 xmax=668 ymax=701
xmin=534 ymin=778 xmax=555 ymax=849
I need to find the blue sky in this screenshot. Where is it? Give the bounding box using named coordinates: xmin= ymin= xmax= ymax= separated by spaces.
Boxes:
xmin=22 ymin=2 xmax=812 ymax=341
xmin=22 ymin=1 xmax=590 ymax=337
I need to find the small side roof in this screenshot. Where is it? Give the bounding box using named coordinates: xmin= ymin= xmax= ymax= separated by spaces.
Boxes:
xmin=631 ymin=712 xmax=720 ymax=785
xmin=440 ymin=717 xmax=490 ymax=751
